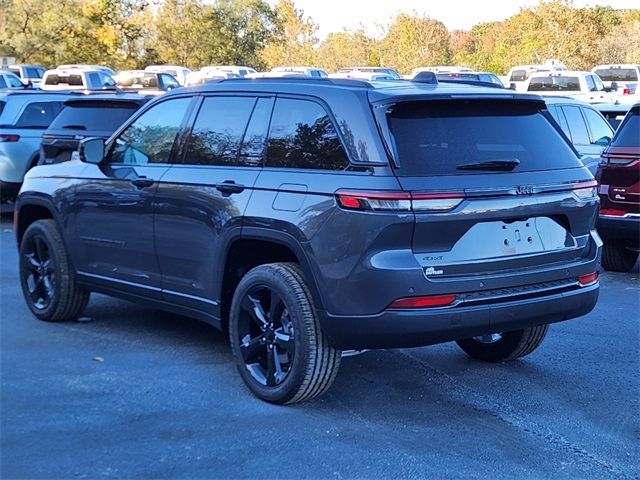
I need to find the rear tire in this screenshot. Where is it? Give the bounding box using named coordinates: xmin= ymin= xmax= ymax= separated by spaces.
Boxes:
xmin=456 ymin=325 xmax=549 ymax=362
xmin=229 ymin=262 xmax=341 ymax=404
xmin=601 ymin=240 xmax=638 ymax=272
xmin=19 ymin=219 xmax=90 ymax=322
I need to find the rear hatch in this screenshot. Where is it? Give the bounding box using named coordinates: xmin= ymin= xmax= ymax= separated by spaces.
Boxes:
xmin=597 ymin=104 xmax=640 ymax=215
xmin=41 ymin=99 xmax=141 ymax=164
xmin=378 ymin=96 xmax=598 ymax=284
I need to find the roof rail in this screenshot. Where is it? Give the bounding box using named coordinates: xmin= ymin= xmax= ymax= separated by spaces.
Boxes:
xmin=217 ymin=77 xmax=373 ymax=89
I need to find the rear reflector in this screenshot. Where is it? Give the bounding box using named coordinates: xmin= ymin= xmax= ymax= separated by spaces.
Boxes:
xmin=388 ymin=294 xmax=457 ymax=309
xmin=0 ymin=134 xmax=20 ymax=143
xmin=578 ymin=272 xmax=598 ymax=286
xmin=622 ymin=88 xmax=631 ymax=95
xmin=600 ymin=208 xmax=627 ymax=216
xmin=335 ymin=190 xmax=463 ymax=213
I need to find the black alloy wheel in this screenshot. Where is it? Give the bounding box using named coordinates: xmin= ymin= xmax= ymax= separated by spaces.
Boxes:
xmin=21 ymin=234 xmax=56 ymax=311
xmin=19 ymin=219 xmax=90 ymax=322
xmin=229 ymin=263 xmax=341 ymax=404
xmin=237 ymin=286 xmax=295 ymax=387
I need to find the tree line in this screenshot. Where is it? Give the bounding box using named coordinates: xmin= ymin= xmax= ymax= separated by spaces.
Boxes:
xmin=0 ymin=0 xmax=638 ymax=75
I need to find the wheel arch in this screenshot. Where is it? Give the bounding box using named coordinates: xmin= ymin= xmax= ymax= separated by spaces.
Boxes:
xmin=219 ymin=227 xmax=325 ymax=330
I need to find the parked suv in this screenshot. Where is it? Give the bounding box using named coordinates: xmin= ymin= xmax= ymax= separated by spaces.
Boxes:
xmin=15 ymin=78 xmax=601 ymax=404
xmin=596 ymin=102 xmax=640 ymax=272
xmin=39 ymin=94 xmax=148 ymax=165
xmin=0 ymin=91 xmax=68 ymax=201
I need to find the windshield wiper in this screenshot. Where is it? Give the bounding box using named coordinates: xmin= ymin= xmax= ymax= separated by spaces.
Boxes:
xmin=456 ymin=159 xmax=520 ymax=171
xmin=61 ymin=125 xmax=87 ymax=130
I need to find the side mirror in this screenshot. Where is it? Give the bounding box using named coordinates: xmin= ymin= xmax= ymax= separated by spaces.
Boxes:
xmin=610 ymin=81 xmax=618 ymax=91
xmin=22 ymin=80 xmax=33 ymax=89
xmin=79 ymin=138 xmax=105 ymax=164
xmin=593 ymin=136 xmax=611 ymax=147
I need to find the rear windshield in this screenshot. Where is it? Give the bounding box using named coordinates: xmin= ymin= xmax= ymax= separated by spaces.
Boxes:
xmin=437 ymin=73 xmax=479 ymax=81
xmin=387 ymin=100 xmax=582 ymax=176
xmin=44 ymin=74 xmax=84 ymax=86
xmin=593 ymin=68 xmax=638 ymax=82
xmin=528 ymin=76 xmax=580 ymax=91
xmin=611 ymin=113 xmax=639 ymax=148
xmin=49 ymin=104 xmax=138 ymax=131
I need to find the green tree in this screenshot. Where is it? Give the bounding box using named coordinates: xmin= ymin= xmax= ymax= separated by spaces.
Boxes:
xmin=260 ymin=0 xmax=318 ymax=68
xmin=379 ymin=13 xmax=452 ymax=75
xmin=316 ymin=29 xmax=376 ymax=71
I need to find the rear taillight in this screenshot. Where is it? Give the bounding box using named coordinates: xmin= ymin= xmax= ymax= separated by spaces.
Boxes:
xmin=0 ymin=134 xmax=20 ymax=143
xmin=622 ymin=88 xmax=631 ymax=95
xmin=388 ymin=294 xmax=457 ymax=309
xmin=41 ymin=134 xmax=55 ymax=141
xmin=573 ymin=180 xmax=598 ymax=200
xmin=600 ymin=208 xmax=627 ymax=216
xmin=335 ymin=190 xmax=464 ymax=213
xmin=578 ymin=272 xmax=598 ymax=286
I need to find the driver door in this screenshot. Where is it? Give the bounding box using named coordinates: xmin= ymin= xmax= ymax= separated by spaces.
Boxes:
xmin=68 ymin=96 xmax=195 ymax=298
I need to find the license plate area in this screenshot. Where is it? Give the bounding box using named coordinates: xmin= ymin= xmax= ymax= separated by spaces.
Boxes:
xmin=421 ymin=217 xmax=575 ymax=267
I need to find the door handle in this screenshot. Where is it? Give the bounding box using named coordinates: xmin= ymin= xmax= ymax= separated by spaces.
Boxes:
xmin=131 ymin=176 xmax=155 ymax=188
xmin=215 ymin=180 xmax=245 ymax=195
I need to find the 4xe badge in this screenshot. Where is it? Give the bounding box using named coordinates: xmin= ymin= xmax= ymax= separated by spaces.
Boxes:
xmin=424 ymin=266 xmax=444 ymax=277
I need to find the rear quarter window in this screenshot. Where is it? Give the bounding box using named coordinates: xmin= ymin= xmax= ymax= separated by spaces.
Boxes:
xmin=15 ymin=101 xmax=64 ymax=128
xmin=386 ymin=100 xmax=582 ymax=176
xmin=611 ymin=113 xmax=639 ymax=148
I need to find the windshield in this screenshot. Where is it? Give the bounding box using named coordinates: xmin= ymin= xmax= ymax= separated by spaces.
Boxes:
xmin=386 ymin=100 xmax=582 ymax=176
xmin=49 ymin=104 xmax=139 ymax=131
xmin=594 ymin=68 xmax=638 ymax=82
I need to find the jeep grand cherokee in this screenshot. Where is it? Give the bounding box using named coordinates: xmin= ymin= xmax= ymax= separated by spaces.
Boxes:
xmin=14 ymin=78 xmax=601 ymax=404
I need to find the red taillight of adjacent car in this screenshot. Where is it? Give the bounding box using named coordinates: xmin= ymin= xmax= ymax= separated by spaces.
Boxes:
xmin=335 ymin=190 xmax=464 ymax=213
xmin=600 ymin=208 xmax=628 ymax=216
xmin=0 ymin=134 xmax=20 ymax=143
xmin=388 ymin=294 xmax=457 ymax=309
xmin=578 ymin=272 xmax=599 ymax=286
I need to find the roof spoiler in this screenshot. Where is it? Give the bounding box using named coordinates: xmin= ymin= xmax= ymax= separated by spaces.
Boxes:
xmin=410 ymin=71 xmax=438 ymax=85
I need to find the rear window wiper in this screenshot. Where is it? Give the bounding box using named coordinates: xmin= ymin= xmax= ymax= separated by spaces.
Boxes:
xmin=61 ymin=125 xmax=87 ymax=130
xmin=456 ymin=159 xmax=520 ymax=171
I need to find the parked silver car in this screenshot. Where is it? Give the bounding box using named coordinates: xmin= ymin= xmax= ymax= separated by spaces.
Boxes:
xmin=544 ymin=96 xmax=614 ymax=175
xmin=0 ymin=91 xmax=69 ymax=201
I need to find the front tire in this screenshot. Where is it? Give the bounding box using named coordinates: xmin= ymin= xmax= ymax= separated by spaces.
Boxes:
xmin=601 ymin=240 xmax=638 ymax=272
xmin=229 ymin=263 xmax=341 ymax=404
xmin=456 ymin=325 xmax=549 ymax=362
xmin=19 ymin=219 xmax=90 ymax=322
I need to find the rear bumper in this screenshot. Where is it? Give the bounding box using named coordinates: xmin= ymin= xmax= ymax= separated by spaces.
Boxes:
xmin=318 ymin=283 xmax=599 ymax=350
xmin=598 ymin=215 xmax=640 ymax=246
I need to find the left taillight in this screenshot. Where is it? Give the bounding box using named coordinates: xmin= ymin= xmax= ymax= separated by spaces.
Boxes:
xmin=578 ymin=272 xmax=599 ymax=286
xmin=335 ymin=190 xmax=464 ymax=213
xmin=0 ymin=134 xmax=20 ymax=143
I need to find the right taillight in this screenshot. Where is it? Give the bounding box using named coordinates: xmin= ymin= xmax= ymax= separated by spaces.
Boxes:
xmin=573 ymin=180 xmax=598 ymax=200
xmin=600 ymin=208 xmax=627 ymax=216
xmin=388 ymin=294 xmax=457 ymax=309
xmin=335 ymin=190 xmax=464 ymax=213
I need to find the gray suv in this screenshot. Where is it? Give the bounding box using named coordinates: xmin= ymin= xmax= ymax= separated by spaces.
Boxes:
xmin=14 ymin=78 xmax=601 ymax=404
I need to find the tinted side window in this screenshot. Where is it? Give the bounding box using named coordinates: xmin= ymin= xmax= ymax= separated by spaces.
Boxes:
xmin=585 ymin=75 xmax=596 ymax=92
xmin=160 ymin=74 xmax=179 ymax=90
xmin=15 ymin=101 xmax=64 ymax=128
xmin=611 ymin=114 xmax=639 ymax=148
xmin=265 ymin=98 xmax=349 ymax=170
xmin=0 ymin=77 xmax=6 ymax=89
xmin=561 ymin=106 xmax=590 ymax=145
xmin=582 ymin=108 xmax=613 ymax=143
xmin=183 ymin=96 xmax=256 ymax=166
xmin=49 ymin=104 xmax=139 ymax=131
xmin=108 ymin=97 xmax=192 ymax=165
xmin=7 ymin=75 xmax=23 ymax=87
xmin=240 ymin=97 xmax=274 ymax=164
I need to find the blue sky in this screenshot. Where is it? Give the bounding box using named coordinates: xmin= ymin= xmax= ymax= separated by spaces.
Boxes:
xmin=282 ymin=0 xmax=639 ymax=38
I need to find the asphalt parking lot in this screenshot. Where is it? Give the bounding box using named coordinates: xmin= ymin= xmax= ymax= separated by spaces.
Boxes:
xmin=1 ymin=213 xmax=638 ymax=479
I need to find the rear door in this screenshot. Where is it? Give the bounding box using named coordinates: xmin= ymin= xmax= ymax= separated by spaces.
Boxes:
xmin=383 ymin=98 xmax=597 ymax=286
xmin=153 ymin=94 xmax=271 ymax=315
